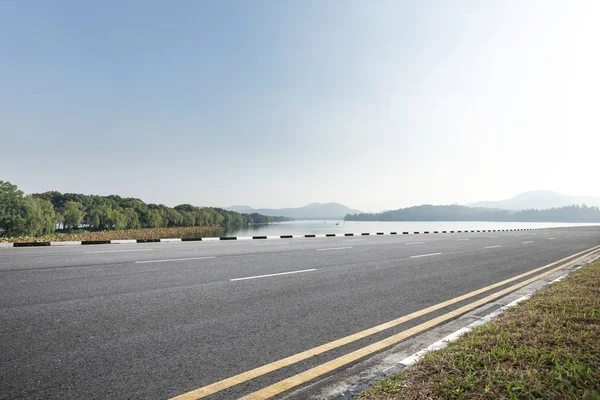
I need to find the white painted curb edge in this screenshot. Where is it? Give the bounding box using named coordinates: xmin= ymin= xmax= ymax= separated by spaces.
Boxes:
xmin=0 ymin=227 xmax=552 ymax=248
xmin=396 ymin=294 xmax=531 ymax=367
xmin=49 ymin=241 xmax=83 ymax=246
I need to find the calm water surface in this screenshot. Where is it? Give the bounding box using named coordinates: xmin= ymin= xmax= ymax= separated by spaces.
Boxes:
xmin=215 ymin=220 xmax=600 ymax=237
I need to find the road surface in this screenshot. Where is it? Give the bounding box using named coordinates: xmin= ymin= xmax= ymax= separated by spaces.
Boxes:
xmin=1 ymin=226 xmax=599 ymax=399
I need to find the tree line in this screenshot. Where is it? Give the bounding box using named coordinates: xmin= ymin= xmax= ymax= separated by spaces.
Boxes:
xmin=0 ymin=180 xmax=290 ymax=238
xmin=345 ymin=204 xmax=600 ymax=222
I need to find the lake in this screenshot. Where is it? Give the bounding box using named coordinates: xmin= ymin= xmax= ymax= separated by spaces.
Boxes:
xmin=216 ymin=220 xmax=600 ymax=237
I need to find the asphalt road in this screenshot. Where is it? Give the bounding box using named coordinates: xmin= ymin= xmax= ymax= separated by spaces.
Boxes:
xmin=1 ymin=226 xmax=599 ymax=399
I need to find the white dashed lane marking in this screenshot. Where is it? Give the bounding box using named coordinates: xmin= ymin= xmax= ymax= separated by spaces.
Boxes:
xmin=85 ymin=249 xmax=155 ymax=254
xmin=316 ymin=247 xmax=353 ymax=252
xmin=410 ymin=253 xmax=442 ymax=259
xmin=135 ymin=256 xmax=216 ymax=264
xmin=230 ymin=269 xmax=317 ymax=281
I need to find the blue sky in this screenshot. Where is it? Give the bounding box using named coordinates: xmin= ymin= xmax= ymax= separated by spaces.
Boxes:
xmin=2 ymin=1 xmax=599 ymax=211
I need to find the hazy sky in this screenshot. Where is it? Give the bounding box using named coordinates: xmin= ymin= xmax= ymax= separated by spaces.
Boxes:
xmin=2 ymin=1 xmax=599 ymax=212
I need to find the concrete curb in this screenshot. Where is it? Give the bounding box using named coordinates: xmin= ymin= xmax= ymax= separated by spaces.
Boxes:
xmin=0 ymin=227 xmax=548 ymax=248
xmin=395 ymin=294 xmax=532 ymax=368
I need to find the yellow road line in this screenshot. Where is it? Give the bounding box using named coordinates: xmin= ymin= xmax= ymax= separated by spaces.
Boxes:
xmin=170 ymin=245 xmax=600 ymax=400
xmin=240 ymin=247 xmax=599 ymax=399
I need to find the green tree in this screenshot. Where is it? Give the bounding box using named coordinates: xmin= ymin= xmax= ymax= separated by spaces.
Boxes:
xmin=55 ymin=214 xmax=65 ymax=230
xmin=98 ymin=203 xmax=114 ymax=229
xmin=147 ymin=209 xmax=163 ymax=228
xmin=85 ymin=208 xmax=101 ymax=230
xmin=120 ymin=198 xmax=149 ymax=227
xmin=3 ymin=180 xmax=278 ymax=238
xmin=180 ymin=211 xmax=196 ymax=227
xmin=21 ymin=197 xmax=42 ymax=236
xmin=0 ymin=181 xmax=27 ymax=237
xmin=32 ymin=197 xmax=55 ymax=235
xmin=174 ymin=204 xmax=199 ymax=213
xmin=112 ymin=208 xmax=127 ymax=230
xmin=165 ymin=208 xmax=183 ymax=227
xmin=123 ymin=208 xmax=140 ymax=229
xmin=63 ymin=201 xmax=84 ymax=230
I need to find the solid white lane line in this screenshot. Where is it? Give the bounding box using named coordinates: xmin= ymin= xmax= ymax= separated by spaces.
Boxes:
xmin=316 ymin=247 xmax=353 ymax=251
xmin=135 ymin=256 xmax=216 ymax=264
xmin=548 ymin=238 xmax=555 ymax=240
xmin=230 ymin=269 xmax=317 ymax=281
xmin=253 ymin=242 xmax=290 ymax=246
xmin=456 ymin=239 xmax=469 ymax=241
xmin=404 ymin=242 xmax=425 ymax=245
xmin=523 ymin=241 xmax=534 ymax=244
xmin=410 ymin=253 xmax=442 ymax=259
xmin=85 ymin=249 xmax=155 ymax=254
xmin=484 ymin=245 xmax=501 ymax=249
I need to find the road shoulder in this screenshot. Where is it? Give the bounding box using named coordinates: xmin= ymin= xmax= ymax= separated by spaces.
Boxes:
xmin=283 ymin=252 xmax=600 ymax=399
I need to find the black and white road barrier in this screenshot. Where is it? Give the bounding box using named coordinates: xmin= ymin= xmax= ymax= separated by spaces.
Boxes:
xmin=0 ymin=228 xmax=549 ymax=248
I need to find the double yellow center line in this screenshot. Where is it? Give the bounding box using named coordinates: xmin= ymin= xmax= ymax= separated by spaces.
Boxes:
xmin=171 ymin=245 xmax=600 ymax=400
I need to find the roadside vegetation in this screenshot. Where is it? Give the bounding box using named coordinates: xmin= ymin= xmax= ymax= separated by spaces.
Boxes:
xmin=0 ymin=226 xmax=223 ymax=243
xmin=360 ymin=260 xmax=600 ymax=400
xmin=0 ymin=180 xmax=290 ymax=240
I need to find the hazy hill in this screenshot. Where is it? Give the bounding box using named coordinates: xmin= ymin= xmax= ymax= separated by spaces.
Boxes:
xmin=226 ymin=205 xmax=255 ymax=213
xmin=346 ymin=205 xmax=510 ymax=222
xmin=470 ymin=191 xmax=600 ymax=210
xmin=345 ymin=204 xmax=600 ymax=223
xmin=227 ymin=202 xmax=362 ymax=220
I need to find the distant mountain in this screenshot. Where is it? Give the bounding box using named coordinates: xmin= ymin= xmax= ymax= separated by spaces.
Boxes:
xmin=226 ymin=205 xmax=255 ymax=213
xmin=345 ymin=204 xmax=600 ymax=223
xmin=470 ymin=191 xmax=600 ymax=210
xmin=226 ymin=202 xmax=362 ymax=220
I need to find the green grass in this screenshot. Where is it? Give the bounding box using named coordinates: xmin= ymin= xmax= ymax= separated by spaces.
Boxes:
xmin=359 ymin=259 xmax=600 ymax=400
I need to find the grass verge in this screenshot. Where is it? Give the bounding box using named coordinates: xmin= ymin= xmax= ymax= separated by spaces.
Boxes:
xmin=360 ymin=259 xmax=600 ymax=400
xmin=0 ymin=226 xmax=221 ymax=243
